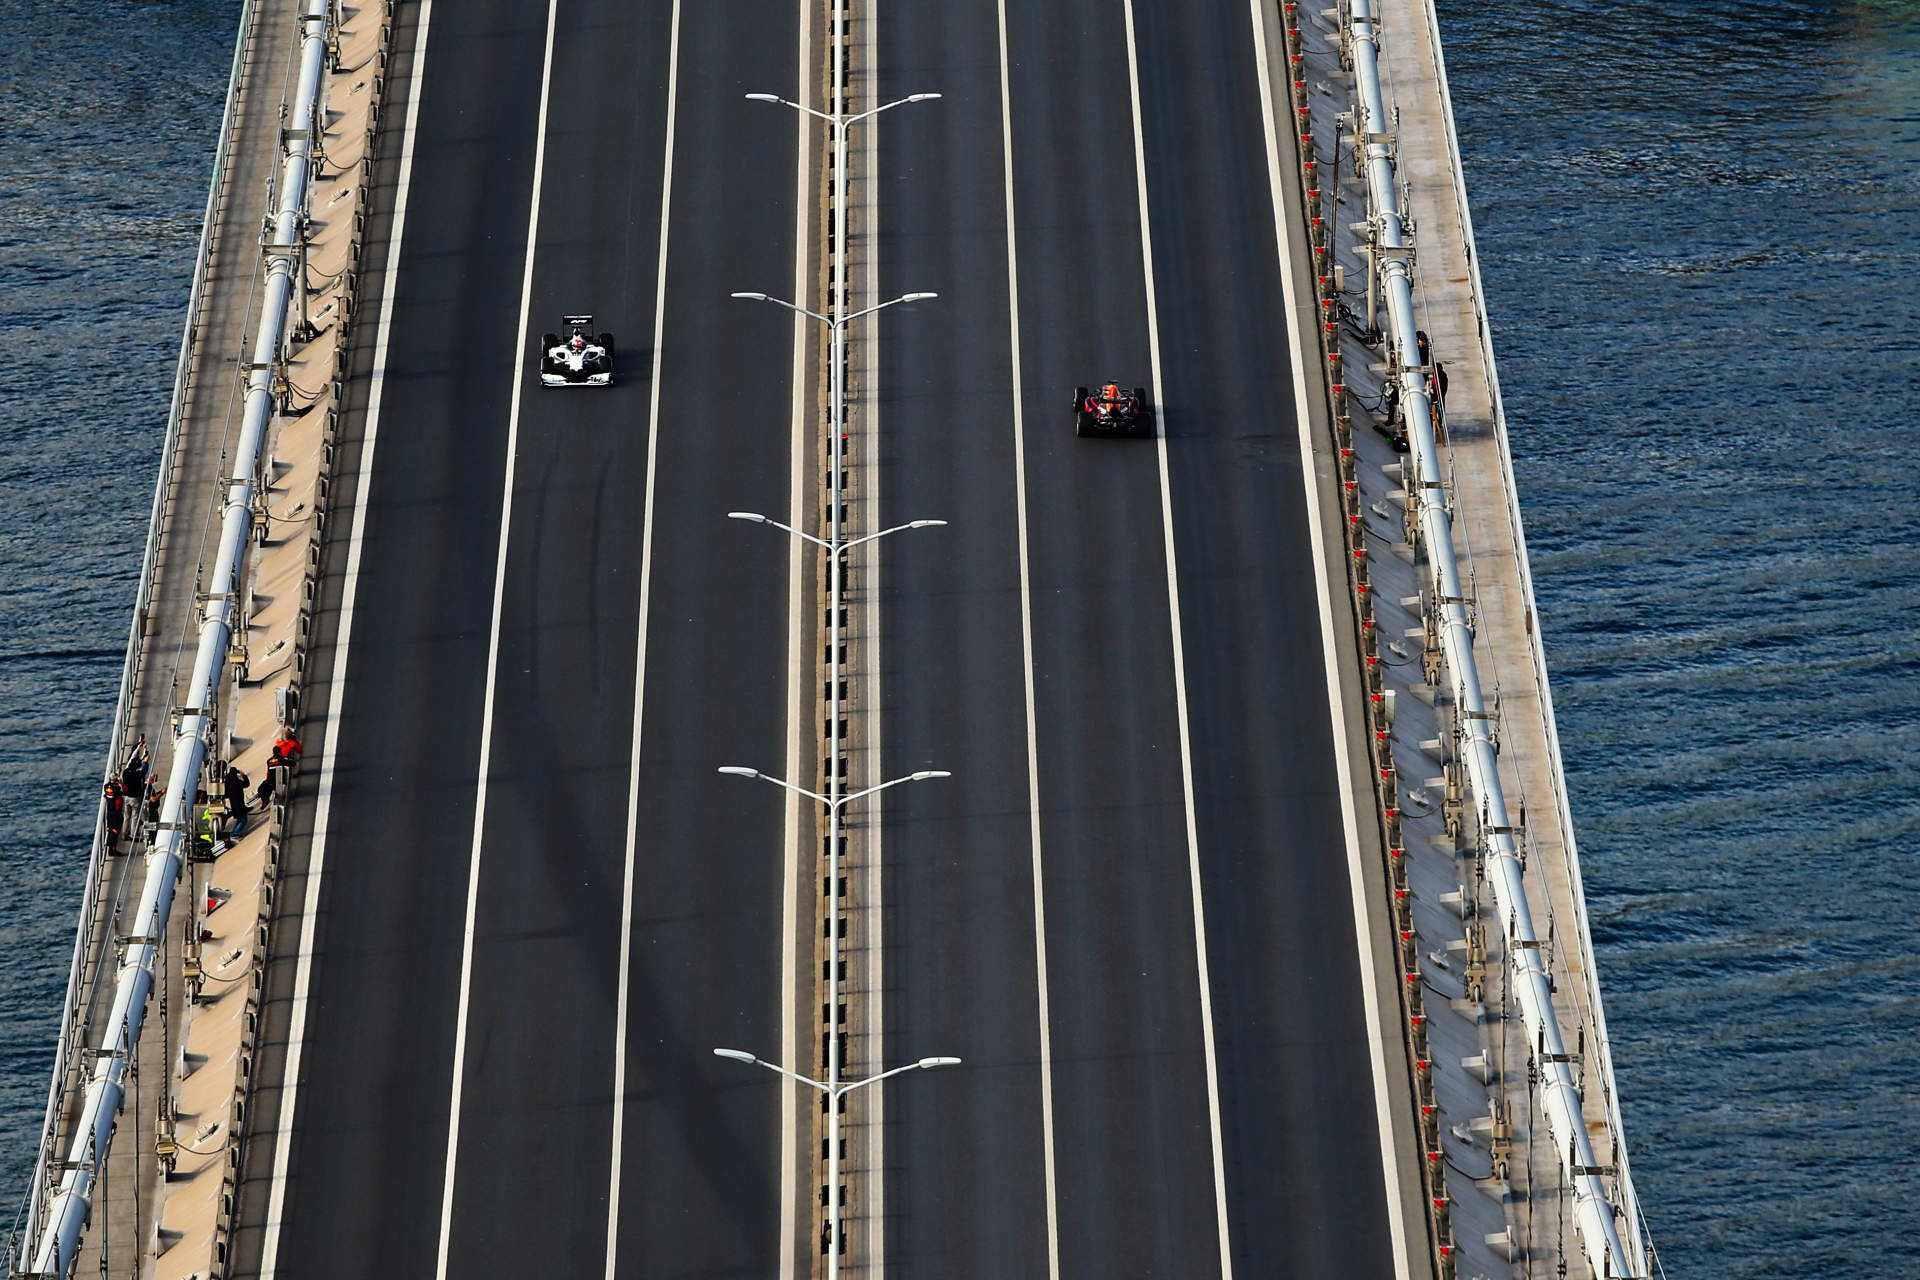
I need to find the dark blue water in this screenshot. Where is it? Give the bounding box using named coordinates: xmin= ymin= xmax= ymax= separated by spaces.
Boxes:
xmin=1436 ymin=1 xmax=1920 ymax=1274
xmin=0 ymin=0 xmax=237 ymax=1239
xmin=2 ymin=1 xmax=1914 ymax=1273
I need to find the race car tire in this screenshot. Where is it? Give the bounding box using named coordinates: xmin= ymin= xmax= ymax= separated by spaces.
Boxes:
xmin=598 ymin=332 xmax=614 ymax=353
xmin=1073 ymin=385 xmax=1089 ymax=411
xmin=541 ymin=332 xmax=559 ymax=352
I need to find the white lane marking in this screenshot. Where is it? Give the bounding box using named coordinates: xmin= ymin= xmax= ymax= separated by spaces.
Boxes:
xmin=603 ymin=1 xmax=682 ymax=1276
xmin=1245 ymin=4 xmax=1414 ymax=1274
xmin=778 ymin=1 xmax=816 ymax=1273
xmin=1117 ymin=2 xmax=1235 ymax=1275
xmin=256 ymin=4 xmax=433 ymax=1275
xmin=993 ymin=2 xmax=1062 ymax=1275
xmin=434 ymin=3 xmax=558 ymax=1275
xmin=859 ymin=0 xmax=888 ymax=1270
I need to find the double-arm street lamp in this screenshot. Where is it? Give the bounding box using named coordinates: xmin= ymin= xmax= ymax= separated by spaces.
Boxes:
xmin=727 ymin=511 xmax=946 ymax=557
xmin=712 ymin=1048 xmax=961 ymax=1100
xmin=718 ymin=766 xmax=950 ymax=811
xmin=745 ymin=90 xmax=942 ymax=121
xmin=729 ymin=290 xmax=936 ymax=330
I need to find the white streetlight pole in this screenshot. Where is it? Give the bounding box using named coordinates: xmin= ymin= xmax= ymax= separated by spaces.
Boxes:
xmin=713 ymin=1048 xmax=962 ymax=1101
xmin=713 ymin=1046 xmax=960 ymax=1266
xmin=717 ymin=767 xmax=951 ymax=813
xmin=727 ymin=511 xmax=947 ymax=558
xmin=718 ymin=766 xmax=948 ymax=1270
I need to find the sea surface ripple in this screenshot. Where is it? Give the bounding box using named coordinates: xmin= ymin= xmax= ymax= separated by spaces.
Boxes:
xmin=1 ymin=2 xmax=1915 ymax=1275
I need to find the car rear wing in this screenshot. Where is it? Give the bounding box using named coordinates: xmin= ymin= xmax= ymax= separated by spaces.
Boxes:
xmin=562 ymin=313 xmax=595 ymax=327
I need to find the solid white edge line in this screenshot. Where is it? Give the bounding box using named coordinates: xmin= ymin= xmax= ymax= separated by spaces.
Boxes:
xmin=860 ymin=0 xmax=888 ymax=1270
xmin=779 ymin=2 xmax=815 ymax=1272
xmin=256 ymin=4 xmax=433 ymax=1274
xmin=433 ymin=4 xmax=558 ymax=1275
xmin=992 ymin=4 xmax=1062 ymax=1276
xmin=1245 ymin=3 xmax=1415 ymax=1274
xmin=1116 ymin=2 xmax=1236 ymax=1275
xmin=603 ymin=2 xmax=682 ymax=1276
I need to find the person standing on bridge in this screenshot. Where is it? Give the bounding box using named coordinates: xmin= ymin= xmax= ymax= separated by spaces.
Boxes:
xmin=223 ymin=762 xmax=251 ymax=837
xmin=253 ymin=754 xmax=278 ymax=810
xmin=256 ymin=733 xmax=303 ymax=811
xmin=193 ymin=789 xmax=220 ymax=861
xmin=102 ymin=778 xmax=125 ymax=851
xmin=120 ymin=733 xmax=150 ymax=801
xmin=143 ymin=779 xmax=162 ymax=847
xmin=1415 ymin=328 xmax=1449 ymax=441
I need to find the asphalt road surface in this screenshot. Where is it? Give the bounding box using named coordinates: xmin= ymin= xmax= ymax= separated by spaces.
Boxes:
xmin=250 ymin=0 xmax=1402 ymax=1277
xmin=261 ymin=2 xmax=802 ymax=1276
xmin=877 ymin=0 xmax=1400 ymax=1276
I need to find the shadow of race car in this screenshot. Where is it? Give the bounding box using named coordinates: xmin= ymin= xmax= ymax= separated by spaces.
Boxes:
xmin=539 ymin=315 xmax=614 ymax=387
xmin=1074 ymin=382 xmax=1153 ymax=438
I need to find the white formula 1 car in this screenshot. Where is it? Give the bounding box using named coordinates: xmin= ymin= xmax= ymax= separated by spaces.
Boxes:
xmin=539 ymin=315 xmax=614 ymax=387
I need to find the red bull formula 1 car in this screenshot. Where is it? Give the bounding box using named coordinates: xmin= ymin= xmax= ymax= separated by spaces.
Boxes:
xmin=1074 ymin=382 xmax=1153 ymax=438
xmin=539 ymin=315 xmax=614 ymax=387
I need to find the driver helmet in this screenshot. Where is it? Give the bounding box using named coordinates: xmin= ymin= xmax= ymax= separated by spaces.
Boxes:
xmin=1102 ymin=383 xmax=1120 ymax=400
xmin=570 ymin=334 xmax=586 ymax=353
